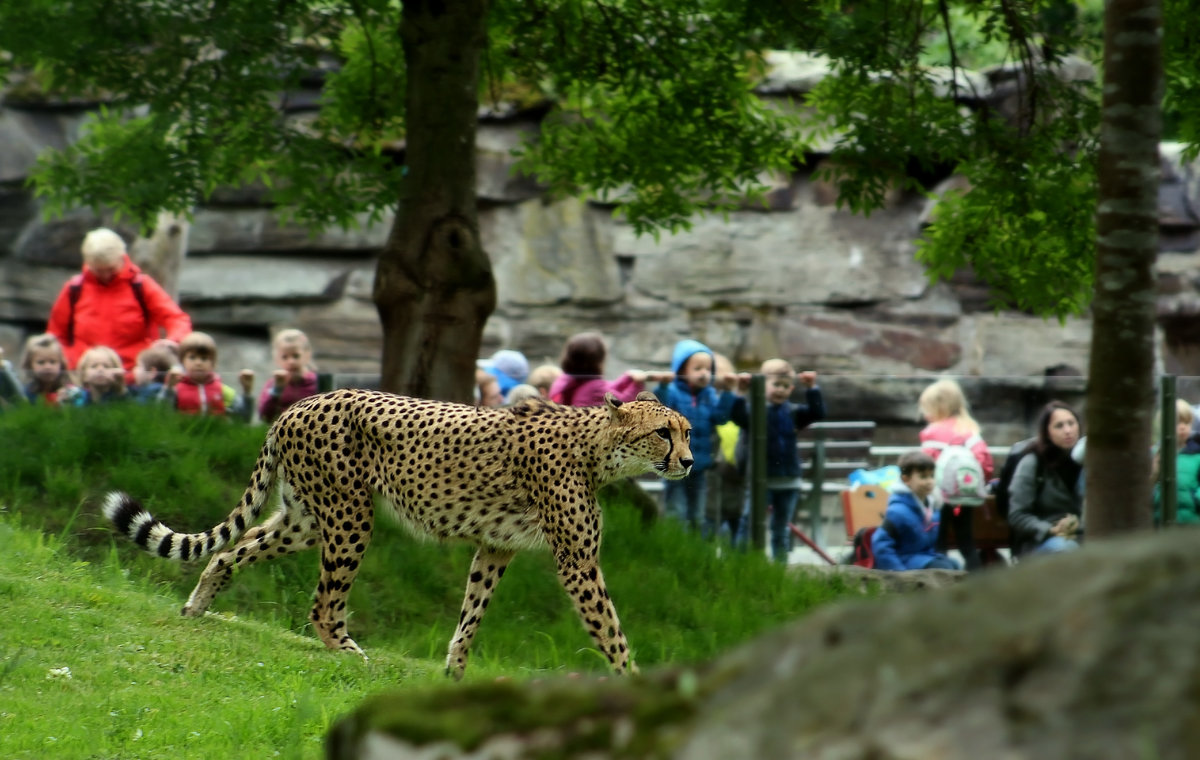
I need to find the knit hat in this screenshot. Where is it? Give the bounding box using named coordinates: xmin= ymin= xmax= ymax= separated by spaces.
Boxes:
xmin=670 ymin=339 xmax=713 ymax=375
xmin=487 ymin=349 xmax=529 ymax=383
xmin=478 ymin=349 xmax=530 ymax=398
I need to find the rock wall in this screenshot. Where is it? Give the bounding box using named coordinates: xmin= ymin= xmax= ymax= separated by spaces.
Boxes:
xmin=325 ymin=529 xmax=1200 ymax=760
xmin=3 ymin=54 xmax=1199 ymax=440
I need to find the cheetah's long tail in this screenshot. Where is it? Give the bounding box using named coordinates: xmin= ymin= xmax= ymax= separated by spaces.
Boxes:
xmin=102 ymin=432 xmax=280 ymax=562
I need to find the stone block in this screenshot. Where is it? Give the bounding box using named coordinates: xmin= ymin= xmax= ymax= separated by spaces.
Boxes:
xmin=188 ymin=208 xmax=390 ymax=254
xmin=482 ymin=198 xmax=623 ymax=307
xmin=177 ymin=256 xmax=366 ymax=303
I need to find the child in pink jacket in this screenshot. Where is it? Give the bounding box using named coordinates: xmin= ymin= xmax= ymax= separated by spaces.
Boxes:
xmin=918 ymin=379 xmax=994 ymax=571
xmin=548 ymin=331 xmax=670 ymax=407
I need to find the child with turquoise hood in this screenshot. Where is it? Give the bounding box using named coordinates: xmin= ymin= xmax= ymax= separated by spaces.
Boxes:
xmin=655 ymin=339 xmax=739 ymax=534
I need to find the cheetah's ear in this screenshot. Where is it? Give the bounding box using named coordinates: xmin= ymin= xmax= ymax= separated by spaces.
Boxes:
xmin=604 ymin=392 xmax=623 ymax=419
xmin=634 ymin=391 xmax=657 ymax=403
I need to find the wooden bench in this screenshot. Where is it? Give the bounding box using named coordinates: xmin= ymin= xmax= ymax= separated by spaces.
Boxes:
xmin=798 ymin=420 xmax=877 ymax=487
xmin=792 ymin=421 xmax=877 ymax=543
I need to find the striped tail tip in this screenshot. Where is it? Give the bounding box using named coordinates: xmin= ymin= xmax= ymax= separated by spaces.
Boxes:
xmin=102 ymin=491 xmax=166 ymax=554
xmin=103 ymin=491 xmax=145 ymax=534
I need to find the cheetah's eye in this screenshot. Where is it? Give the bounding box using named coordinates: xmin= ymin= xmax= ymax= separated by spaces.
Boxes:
xmin=655 ymin=427 xmax=671 ymax=440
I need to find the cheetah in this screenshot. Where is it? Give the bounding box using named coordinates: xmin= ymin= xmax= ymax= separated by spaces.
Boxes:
xmin=103 ymin=389 xmax=693 ymax=678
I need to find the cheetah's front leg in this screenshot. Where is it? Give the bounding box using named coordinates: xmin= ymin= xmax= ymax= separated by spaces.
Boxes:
xmin=445 ymin=546 xmax=515 ymax=680
xmin=555 ymin=556 xmax=638 ymax=676
xmin=546 ymin=495 xmax=637 ymax=676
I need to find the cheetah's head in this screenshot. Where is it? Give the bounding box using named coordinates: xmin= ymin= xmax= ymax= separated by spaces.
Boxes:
xmin=604 ymin=391 xmax=693 ymax=480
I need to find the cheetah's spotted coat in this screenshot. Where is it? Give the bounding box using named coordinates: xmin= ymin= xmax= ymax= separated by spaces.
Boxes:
xmin=103 ymin=389 xmax=693 ymax=678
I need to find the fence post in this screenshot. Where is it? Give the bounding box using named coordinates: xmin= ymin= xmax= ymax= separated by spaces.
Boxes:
xmin=807 ymin=429 xmax=827 ymax=544
xmin=749 ymin=374 xmax=767 ymax=551
xmin=1161 ymin=374 xmax=1178 ymax=526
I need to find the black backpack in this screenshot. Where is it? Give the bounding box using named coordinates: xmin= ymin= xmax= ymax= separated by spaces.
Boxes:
xmin=848 ymin=519 xmax=896 ymax=569
xmin=993 ymin=437 xmax=1042 ymax=520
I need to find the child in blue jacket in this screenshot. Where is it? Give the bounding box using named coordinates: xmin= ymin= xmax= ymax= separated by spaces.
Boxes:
xmin=655 ymin=339 xmax=739 ymax=534
xmin=873 ymin=450 xmax=961 ymax=571
xmin=730 ymin=358 xmax=826 ymax=562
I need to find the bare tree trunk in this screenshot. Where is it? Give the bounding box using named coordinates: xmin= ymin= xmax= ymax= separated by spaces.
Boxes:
xmin=374 ymin=0 xmax=495 ymax=402
xmin=130 ymin=211 xmax=189 ymax=299
xmin=1086 ymin=0 xmax=1163 ymax=536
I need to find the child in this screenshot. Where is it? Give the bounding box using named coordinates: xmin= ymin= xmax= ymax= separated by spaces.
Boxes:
xmin=731 ymin=358 xmax=826 ymax=562
xmin=165 ymin=331 xmax=254 ymax=420
xmin=0 ymin=345 xmax=26 ymax=408
xmin=18 ymin=333 xmax=79 ymax=406
xmin=549 ymin=331 xmax=672 ymax=407
xmin=527 ymin=364 xmax=563 ymax=399
xmin=475 ymin=369 xmax=504 ymax=408
xmin=257 ymin=328 xmax=319 ymax=423
xmin=1153 ymin=399 xmax=1200 ymax=524
xmin=872 ymin=450 xmax=960 ymax=571
xmin=655 ymin=339 xmax=740 ymax=534
xmin=707 ymin=352 xmax=749 ymax=543
xmin=504 ymin=383 xmax=541 ymax=406
xmin=479 ymin=349 xmax=529 ymax=402
xmin=129 ymin=345 xmax=175 ymax=402
xmin=74 ymin=345 xmax=130 ymax=405
xmin=918 ymin=378 xmax=994 ymax=571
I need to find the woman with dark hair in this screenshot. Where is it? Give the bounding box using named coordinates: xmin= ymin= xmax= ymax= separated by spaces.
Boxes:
xmin=548 ymin=331 xmax=671 ymax=407
xmin=1008 ymin=400 xmax=1085 ymax=555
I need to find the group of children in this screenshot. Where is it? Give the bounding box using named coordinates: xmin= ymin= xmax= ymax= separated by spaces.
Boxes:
xmin=872 ymin=379 xmax=995 ymax=572
xmin=468 ymin=335 xmax=830 ymax=562
xmin=473 ymin=350 xmax=566 ymax=409
xmin=522 ymin=333 xmax=829 ymax=563
xmin=0 ymin=328 xmax=319 ymax=424
xmin=649 ymin=356 xmax=998 ymax=572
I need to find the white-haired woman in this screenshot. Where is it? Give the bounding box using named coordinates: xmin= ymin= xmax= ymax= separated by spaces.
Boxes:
xmin=45 ymin=227 xmax=192 ymax=375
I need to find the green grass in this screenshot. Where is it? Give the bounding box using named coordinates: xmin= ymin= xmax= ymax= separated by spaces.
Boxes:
xmin=0 ymin=518 xmax=427 ymax=759
xmin=0 ymin=402 xmax=865 ymax=758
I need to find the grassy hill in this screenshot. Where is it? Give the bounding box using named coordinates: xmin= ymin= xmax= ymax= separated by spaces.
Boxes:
xmin=0 ymin=402 xmax=863 ymax=758
xmin=0 ymin=515 xmax=431 ymax=758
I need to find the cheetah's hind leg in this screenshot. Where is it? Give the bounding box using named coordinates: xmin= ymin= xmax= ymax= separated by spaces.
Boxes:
xmin=305 ymin=486 xmax=375 ymax=658
xmin=445 ymin=546 xmax=515 ymax=680
xmin=182 ymin=488 xmax=319 ymax=617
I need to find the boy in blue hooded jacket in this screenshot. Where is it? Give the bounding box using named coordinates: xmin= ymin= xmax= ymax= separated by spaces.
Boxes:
xmin=872 ymin=450 xmax=961 ymax=571
xmin=655 ymin=339 xmax=739 ymax=534
xmin=730 ymin=358 xmax=826 ymax=562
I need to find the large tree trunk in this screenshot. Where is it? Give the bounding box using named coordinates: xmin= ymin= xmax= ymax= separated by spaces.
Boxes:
xmin=374 ymin=0 xmax=495 ymax=402
xmin=1086 ymin=0 xmax=1163 ymax=536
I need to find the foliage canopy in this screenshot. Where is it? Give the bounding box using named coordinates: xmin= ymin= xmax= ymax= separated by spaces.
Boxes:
xmin=0 ymin=0 xmax=1194 ymax=319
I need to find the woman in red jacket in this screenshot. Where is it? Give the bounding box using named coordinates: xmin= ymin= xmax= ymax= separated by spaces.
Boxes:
xmin=45 ymin=227 xmax=192 ymax=372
